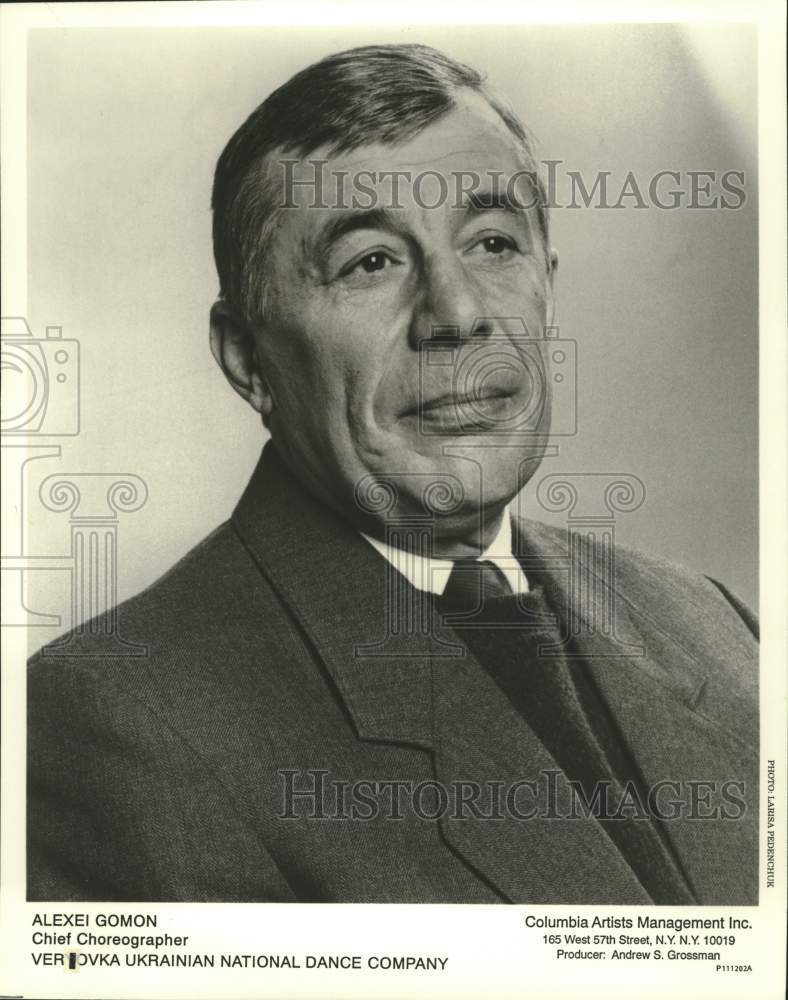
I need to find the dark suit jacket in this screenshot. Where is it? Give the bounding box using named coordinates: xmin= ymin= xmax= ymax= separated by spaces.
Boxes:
xmin=28 ymin=444 xmax=759 ymax=903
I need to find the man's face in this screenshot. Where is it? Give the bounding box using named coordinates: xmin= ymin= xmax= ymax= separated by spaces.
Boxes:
xmin=230 ymin=92 xmax=556 ymax=548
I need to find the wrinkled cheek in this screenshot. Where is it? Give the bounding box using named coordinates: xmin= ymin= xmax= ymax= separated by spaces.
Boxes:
xmin=524 ymin=278 xmax=550 ymax=315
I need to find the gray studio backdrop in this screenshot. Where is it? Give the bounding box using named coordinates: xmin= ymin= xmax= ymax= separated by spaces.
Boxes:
xmin=22 ymin=23 xmax=758 ymax=651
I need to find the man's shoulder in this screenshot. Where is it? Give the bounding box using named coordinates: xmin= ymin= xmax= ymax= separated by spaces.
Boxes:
xmin=29 ymin=517 xmax=278 ymax=681
xmin=515 ymin=515 xmax=757 ymax=637
xmin=26 ymin=510 xmax=328 ymax=781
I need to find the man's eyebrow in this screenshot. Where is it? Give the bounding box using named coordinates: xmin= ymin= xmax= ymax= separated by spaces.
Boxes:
xmin=310 ymin=207 xmax=403 ymax=264
xmin=464 ymin=188 xmax=533 ymax=216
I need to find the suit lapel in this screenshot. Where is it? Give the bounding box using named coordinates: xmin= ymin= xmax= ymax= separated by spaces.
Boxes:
xmin=429 ymin=644 xmax=652 ymax=903
xmin=515 ymin=518 xmax=759 ymax=904
xmin=232 ymin=445 xmax=435 ymax=748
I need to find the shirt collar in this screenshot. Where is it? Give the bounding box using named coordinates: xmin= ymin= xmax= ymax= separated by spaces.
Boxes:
xmin=360 ymin=506 xmax=529 ymax=596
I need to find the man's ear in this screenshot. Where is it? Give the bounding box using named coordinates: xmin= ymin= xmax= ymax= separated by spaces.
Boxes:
xmin=546 ymin=248 xmax=559 ymax=326
xmin=209 ymin=300 xmax=274 ymax=420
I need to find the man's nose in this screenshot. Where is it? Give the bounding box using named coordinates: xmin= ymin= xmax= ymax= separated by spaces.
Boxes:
xmin=408 ymin=255 xmax=493 ymax=349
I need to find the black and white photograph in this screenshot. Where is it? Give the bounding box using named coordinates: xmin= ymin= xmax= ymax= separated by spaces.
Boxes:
xmin=1 ymin=2 xmax=785 ymax=998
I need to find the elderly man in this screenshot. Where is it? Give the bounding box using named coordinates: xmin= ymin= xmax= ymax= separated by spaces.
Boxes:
xmin=28 ymin=44 xmax=758 ymax=904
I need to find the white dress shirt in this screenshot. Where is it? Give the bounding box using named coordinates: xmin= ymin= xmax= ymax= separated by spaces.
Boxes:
xmin=360 ymin=506 xmax=529 ymax=596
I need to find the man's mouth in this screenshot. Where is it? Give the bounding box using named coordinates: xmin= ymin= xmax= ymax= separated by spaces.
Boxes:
xmin=401 ymin=386 xmax=521 ymax=432
xmin=404 ymin=385 xmax=516 ymax=414
xmin=424 ymin=388 xmax=513 ymax=411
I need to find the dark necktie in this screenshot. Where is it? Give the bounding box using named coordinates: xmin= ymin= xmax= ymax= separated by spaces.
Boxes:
xmin=440 ymin=558 xmax=513 ymax=607
xmin=436 ymin=561 xmax=696 ymax=905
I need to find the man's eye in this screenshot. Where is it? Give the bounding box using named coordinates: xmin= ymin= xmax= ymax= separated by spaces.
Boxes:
xmin=356 ymin=252 xmax=389 ymax=274
xmin=337 ymin=249 xmax=400 ymax=286
xmin=470 ymin=235 xmax=517 ymax=257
